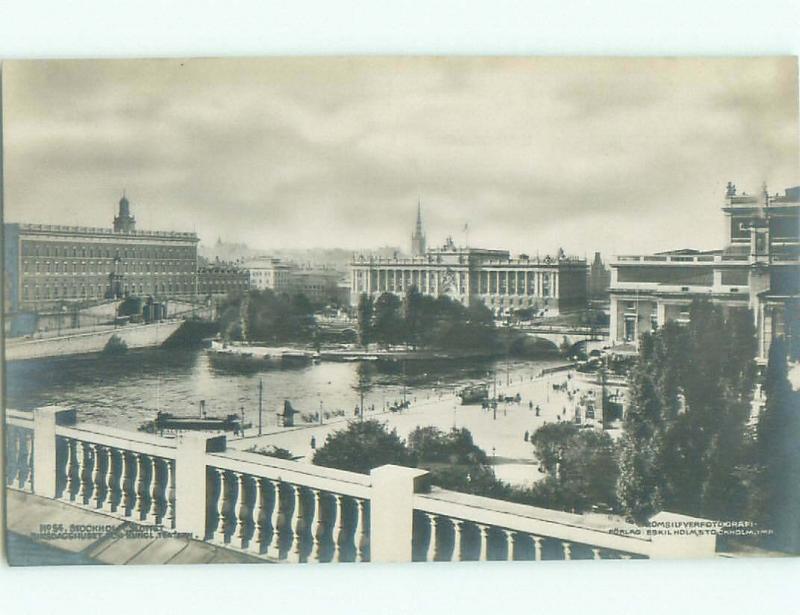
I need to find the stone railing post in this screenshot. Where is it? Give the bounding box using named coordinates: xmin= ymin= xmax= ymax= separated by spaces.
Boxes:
xmin=369 ymin=464 xmax=429 ymax=563
xmin=33 ymin=405 xmax=77 ymax=498
xmin=174 ymin=433 xmax=227 ymax=539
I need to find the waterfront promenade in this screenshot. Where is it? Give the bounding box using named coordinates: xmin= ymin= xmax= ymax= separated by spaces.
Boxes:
xmin=230 ymin=364 xmax=610 ymax=487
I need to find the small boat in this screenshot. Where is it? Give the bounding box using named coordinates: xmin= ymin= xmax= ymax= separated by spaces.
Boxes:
xmin=139 ymin=411 xmax=242 ymax=434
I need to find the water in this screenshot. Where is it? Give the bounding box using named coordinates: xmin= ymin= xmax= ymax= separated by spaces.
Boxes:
xmin=6 ymin=348 xmax=562 ymax=431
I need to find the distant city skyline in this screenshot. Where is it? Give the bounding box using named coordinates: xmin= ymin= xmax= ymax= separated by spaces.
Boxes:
xmin=3 ymin=57 xmax=798 ymax=258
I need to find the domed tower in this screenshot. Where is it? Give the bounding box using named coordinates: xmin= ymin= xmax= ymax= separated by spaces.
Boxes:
xmin=113 ymin=192 xmax=136 ymax=233
xmin=411 ymin=200 xmax=426 ymax=256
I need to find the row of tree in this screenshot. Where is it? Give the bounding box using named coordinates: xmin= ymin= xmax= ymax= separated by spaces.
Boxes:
xmin=617 ymin=300 xmax=799 ymax=552
xmin=218 ymin=289 xmax=316 ymax=342
xmin=356 ymin=287 xmax=499 ymax=352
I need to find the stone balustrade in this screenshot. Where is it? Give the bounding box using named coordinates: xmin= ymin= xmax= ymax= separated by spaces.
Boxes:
xmin=5 ymin=406 xmax=718 ymax=563
xmin=412 ymin=489 xmax=649 ymax=562
xmin=6 ymin=410 xmax=35 ymax=493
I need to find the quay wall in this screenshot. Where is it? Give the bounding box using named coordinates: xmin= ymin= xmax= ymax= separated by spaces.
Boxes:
xmin=5 ymin=320 xmax=183 ymax=362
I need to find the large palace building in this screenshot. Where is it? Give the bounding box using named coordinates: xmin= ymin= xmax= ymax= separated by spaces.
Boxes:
xmin=350 ymin=208 xmax=588 ymax=316
xmin=609 ymin=183 xmax=800 ymax=360
xmin=3 ymin=194 xmax=199 ymax=314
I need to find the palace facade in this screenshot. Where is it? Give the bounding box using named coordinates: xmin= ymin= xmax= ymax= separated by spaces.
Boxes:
xmin=3 ymin=195 xmax=199 ymax=314
xmin=350 ymin=221 xmax=588 ymax=315
xmin=609 ymin=183 xmax=800 ymax=360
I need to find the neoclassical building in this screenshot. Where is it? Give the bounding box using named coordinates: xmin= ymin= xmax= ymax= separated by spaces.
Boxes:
xmin=609 ymin=183 xmax=800 ymax=360
xmin=350 ymin=212 xmax=588 ymax=315
xmin=3 ymin=195 xmax=199 ymax=314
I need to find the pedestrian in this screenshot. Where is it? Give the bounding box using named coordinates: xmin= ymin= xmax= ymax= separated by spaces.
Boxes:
xmin=310 ymin=436 xmax=316 ymax=449
xmin=524 ymin=430 xmax=529 ymax=442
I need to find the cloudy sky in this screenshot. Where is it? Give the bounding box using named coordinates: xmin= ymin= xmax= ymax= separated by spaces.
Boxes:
xmin=2 ymin=56 xmax=798 ymax=257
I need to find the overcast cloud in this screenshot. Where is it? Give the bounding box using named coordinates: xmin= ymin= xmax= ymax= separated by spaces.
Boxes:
xmin=2 ymin=56 xmax=798 ymax=258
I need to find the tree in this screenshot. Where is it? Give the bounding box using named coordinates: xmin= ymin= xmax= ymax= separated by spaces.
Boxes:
xmin=530 ymin=423 xmax=619 ymax=513
xmin=312 ymin=420 xmax=414 ymax=474
xmin=356 ymin=293 xmax=374 ymax=347
xmin=753 ymin=337 xmax=800 ymax=552
xmin=373 ymin=292 xmax=404 ymax=346
xmin=403 ymin=286 xmax=424 ymax=349
xmin=616 ymin=301 xmax=757 ymax=523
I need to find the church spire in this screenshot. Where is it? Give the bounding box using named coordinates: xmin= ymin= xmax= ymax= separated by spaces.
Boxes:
xmin=411 ymin=200 xmax=426 ymax=256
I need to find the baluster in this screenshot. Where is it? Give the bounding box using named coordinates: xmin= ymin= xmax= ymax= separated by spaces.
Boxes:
xmin=452 ymin=519 xmax=464 ymax=562
xmin=354 ymin=498 xmax=369 ymax=563
xmin=5 ymin=428 xmax=19 ymax=487
xmin=477 ymin=523 xmax=490 ymax=561
xmin=562 ymin=541 xmax=572 ymax=560
xmin=62 ymin=440 xmax=76 ymax=501
xmin=165 ymin=460 xmax=176 ymax=529
xmin=503 ymin=529 xmax=515 ymax=561
xmin=76 ymin=441 xmax=90 ymax=505
xmin=149 ymin=457 xmax=164 ymax=524
xmin=425 ymin=513 xmax=439 ymax=562
xmin=16 ymin=430 xmax=30 ymax=489
xmin=532 ymin=536 xmax=543 ymax=561
xmin=24 ymin=431 xmax=34 ymax=491
xmin=213 ymin=469 xmax=229 ymax=543
xmin=308 ymin=489 xmax=323 ymax=563
xmin=234 ymin=472 xmax=249 ymax=549
xmin=133 ymin=453 xmax=149 ymax=520
xmin=119 ymin=451 xmax=133 ymax=516
xmin=250 ymin=477 xmax=267 ymax=555
xmin=331 ymin=494 xmax=345 ymax=563
xmin=91 ymin=444 xmax=105 ymax=509
xmin=267 ymin=480 xmax=283 ymax=559
xmin=287 ymin=484 xmax=305 ymax=563
xmin=103 ymin=448 xmax=119 ymax=513
xmin=592 ymin=547 xmax=602 ymax=560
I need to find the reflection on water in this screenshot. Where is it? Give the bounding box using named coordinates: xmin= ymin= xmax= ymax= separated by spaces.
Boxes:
xmin=6 ymin=348 xmax=561 ymax=431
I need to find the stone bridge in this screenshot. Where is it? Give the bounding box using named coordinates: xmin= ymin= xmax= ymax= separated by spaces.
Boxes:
xmin=5 ymin=406 xmax=717 ymax=565
xmin=514 ymin=324 xmax=609 ymax=354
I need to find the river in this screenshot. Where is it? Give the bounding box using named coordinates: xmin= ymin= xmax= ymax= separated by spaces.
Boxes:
xmin=6 ymin=348 xmax=563 ymax=432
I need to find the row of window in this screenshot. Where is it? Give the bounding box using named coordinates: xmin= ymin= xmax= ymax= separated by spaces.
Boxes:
xmin=22 ymin=281 xmax=194 ymax=301
xmin=21 ymin=241 xmax=196 ymax=260
xmin=23 ymin=260 xmax=194 ymax=274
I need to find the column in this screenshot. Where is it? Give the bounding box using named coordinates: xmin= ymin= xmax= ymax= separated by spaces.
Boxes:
xmin=354 ymin=498 xmax=369 ymax=563
xmin=308 ymin=489 xmax=323 ymax=563
xmin=165 ymin=460 xmax=176 ymax=529
xmin=76 ymin=441 xmax=90 ymax=505
xmin=268 ymin=480 xmax=284 ymax=559
xmin=174 ymin=432 xmax=227 ymax=539
xmin=148 ymin=457 xmax=164 ymax=524
xmin=425 ymin=513 xmax=438 ymax=562
xmin=503 ymin=529 xmax=515 ymax=561
xmin=6 ymin=428 xmax=19 ymax=487
xmin=592 ymin=547 xmax=602 ymax=560
xmin=90 ymin=444 xmax=105 ymax=509
xmin=33 ymin=406 xmax=77 ymax=499
xmin=234 ymin=472 xmax=249 ymax=549
xmin=369 ymin=465 xmax=429 ymax=563
xmin=477 ymin=523 xmax=491 ymax=561
xmin=250 ymin=477 xmax=267 ymax=555
xmin=533 ymin=536 xmax=543 ymax=561
xmin=15 ymin=430 xmax=30 ymax=489
xmin=288 ymin=484 xmax=305 ymax=563
xmin=118 ymin=451 xmax=133 ymax=516
xmin=562 ymin=541 xmax=572 ymax=560
xmin=102 ymin=448 xmax=119 ymax=513
xmin=213 ymin=468 xmax=229 ymax=543
xmin=332 ymin=494 xmax=346 ymax=563
xmin=452 ymin=519 xmax=464 ymax=562
xmin=523 ymin=271 xmax=529 ymax=296
xmin=133 ymin=453 xmax=150 ymax=521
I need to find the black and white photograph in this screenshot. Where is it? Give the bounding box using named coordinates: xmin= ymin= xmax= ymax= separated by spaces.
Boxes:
xmin=2 ymin=54 xmax=799 ymax=571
